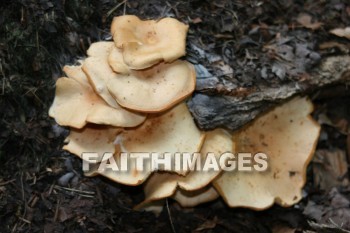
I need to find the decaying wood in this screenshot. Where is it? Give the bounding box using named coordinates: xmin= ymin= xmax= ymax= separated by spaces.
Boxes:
xmin=188 ymin=56 xmax=350 ymax=131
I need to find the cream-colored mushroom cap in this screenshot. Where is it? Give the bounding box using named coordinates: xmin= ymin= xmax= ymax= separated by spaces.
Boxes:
xmin=213 ymin=97 xmax=321 ymax=210
xmin=90 ymin=103 xmax=205 ymax=186
xmin=173 ymin=186 xmax=219 ymax=207
xmin=111 ymin=15 xmax=189 ymax=69
xmin=82 ymin=57 xmax=119 ymax=108
xmin=135 ymin=129 xmax=232 ymax=206
xmin=63 ymin=62 xmax=88 ymax=86
xmin=88 ymin=41 xmax=130 ymax=74
xmin=87 ymin=41 xmax=115 ymax=58
xmin=108 ymin=60 xmax=196 ymax=113
xmin=136 ymin=200 xmax=165 ymax=216
xmin=82 ymin=42 xmax=120 ymax=108
xmin=49 ymin=65 xmax=146 ymax=128
xmin=108 ymin=46 xmax=130 ymax=74
xmin=136 ymin=186 xmax=219 ymax=211
xmin=63 ymin=124 xmax=121 ymax=162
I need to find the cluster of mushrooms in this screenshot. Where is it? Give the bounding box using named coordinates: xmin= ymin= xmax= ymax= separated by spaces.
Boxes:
xmin=49 ymin=15 xmax=321 ymax=213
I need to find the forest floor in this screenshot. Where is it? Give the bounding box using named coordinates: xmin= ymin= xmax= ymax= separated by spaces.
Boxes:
xmin=1 ymin=0 xmax=350 ymax=232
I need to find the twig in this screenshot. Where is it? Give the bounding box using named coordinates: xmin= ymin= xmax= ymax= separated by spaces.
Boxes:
xmin=123 ymin=0 xmax=127 ymax=15
xmin=48 ymin=182 xmax=55 ymax=195
xmin=53 ymin=185 xmax=95 ymax=195
xmin=165 ymin=1 xmax=180 ymax=18
xmin=329 ymin=218 xmax=342 ymax=228
xmin=18 ymin=217 xmax=31 ymax=224
xmin=11 ymin=223 xmax=18 ymax=233
xmin=0 ymin=179 xmax=16 ymax=186
xmin=54 ymin=199 xmax=60 ymax=222
xmin=77 ymin=194 xmax=95 ymax=198
xmin=20 ymin=172 xmax=24 ymax=201
xmin=96 ymin=186 xmax=103 ymax=204
xmin=0 ymin=61 xmax=5 ymax=95
xmin=0 ymin=78 xmax=4 ymax=95
xmin=166 ymin=198 xmax=176 ymax=233
xmin=24 ymin=87 xmax=44 ymax=106
xmin=106 ymin=0 xmax=127 ymax=17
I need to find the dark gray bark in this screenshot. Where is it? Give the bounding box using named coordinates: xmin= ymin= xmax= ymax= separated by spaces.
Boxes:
xmin=188 ymin=56 xmax=350 ymax=131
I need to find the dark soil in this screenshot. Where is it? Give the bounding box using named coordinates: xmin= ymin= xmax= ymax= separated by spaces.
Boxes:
xmin=1 ymin=0 xmax=350 ymax=232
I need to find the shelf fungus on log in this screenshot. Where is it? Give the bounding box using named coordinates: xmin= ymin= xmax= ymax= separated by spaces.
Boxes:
xmin=111 ymin=15 xmax=189 ymax=69
xmin=82 ymin=41 xmax=196 ymax=113
xmin=108 ymin=46 xmax=130 ymax=74
xmin=135 ymin=129 xmax=232 ymax=210
xmin=82 ymin=42 xmax=123 ymax=109
xmin=213 ymin=97 xmax=320 ymax=210
xmin=63 ymin=124 xmax=121 ymax=162
xmin=49 ymin=63 xmax=146 ymax=128
xmin=107 ymin=60 xmax=196 ymax=113
xmin=85 ymin=103 xmax=205 ymax=186
xmin=49 ymin=14 xmax=325 ymax=214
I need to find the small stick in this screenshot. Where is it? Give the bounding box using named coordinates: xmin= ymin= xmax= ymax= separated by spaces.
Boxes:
xmin=166 ymin=198 xmax=176 ymax=233
xmin=0 ymin=179 xmax=16 ymax=186
xmin=107 ymin=0 xmax=127 ymax=17
xmin=53 ymin=185 xmax=95 ymax=195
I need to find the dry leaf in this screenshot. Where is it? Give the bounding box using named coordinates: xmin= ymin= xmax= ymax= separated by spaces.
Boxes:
xmin=330 ymin=27 xmax=350 ymax=40
xmin=313 ymin=149 xmax=349 ymax=191
xmin=297 ymin=13 xmax=323 ymax=30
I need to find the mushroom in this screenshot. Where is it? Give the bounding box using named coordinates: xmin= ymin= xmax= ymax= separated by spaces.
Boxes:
xmin=111 ymin=15 xmax=189 ymax=69
xmin=83 ymin=42 xmax=196 ymax=113
xmin=87 ymin=41 xmax=130 ymax=74
xmin=136 ymin=129 xmax=232 ymax=207
xmin=50 ymin=14 xmax=323 ymax=213
xmin=49 ymin=64 xmax=146 ymax=128
xmin=63 ymin=62 xmax=88 ymax=85
xmin=63 ymin=124 xmax=121 ymax=162
xmin=82 ymin=42 xmax=120 ymax=108
xmin=137 ymin=200 xmax=165 ymax=216
xmin=86 ymin=41 xmax=115 ymax=59
xmin=107 ymin=60 xmax=196 ymax=113
xmin=136 ymin=186 xmax=219 ymax=213
xmin=108 ymin=46 xmax=130 ymax=74
xmin=85 ymin=103 xmax=205 ymax=185
xmin=172 ymin=186 xmax=219 ymax=208
xmin=213 ymin=97 xmax=321 ymax=210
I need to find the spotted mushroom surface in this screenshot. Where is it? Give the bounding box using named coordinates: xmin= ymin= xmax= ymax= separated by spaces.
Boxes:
xmin=213 ymin=97 xmax=321 ymax=210
xmin=111 ymin=15 xmax=189 ymax=69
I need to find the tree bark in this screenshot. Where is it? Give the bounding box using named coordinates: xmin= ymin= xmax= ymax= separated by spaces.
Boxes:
xmin=188 ymin=56 xmax=350 ymax=131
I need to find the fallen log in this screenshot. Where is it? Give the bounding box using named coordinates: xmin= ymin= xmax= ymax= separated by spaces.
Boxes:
xmin=188 ymin=55 xmax=350 ymax=131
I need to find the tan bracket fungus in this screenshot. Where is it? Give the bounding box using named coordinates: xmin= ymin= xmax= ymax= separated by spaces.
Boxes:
xmin=85 ymin=103 xmax=205 ymax=186
xmin=172 ymin=186 xmax=219 ymax=208
xmin=82 ymin=41 xmax=196 ymax=113
xmin=108 ymin=46 xmax=130 ymax=74
xmin=49 ymin=63 xmax=146 ymax=128
xmin=63 ymin=124 xmax=121 ymax=162
xmin=82 ymin=41 xmax=124 ymax=108
xmin=107 ymin=60 xmax=196 ymax=113
xmin=49 ymin=14 xmax=322 ymax=214
xmin=136 ymin=186 xmax=219 ymax=215
xmin=111 ymin=15 xmax=189 ymax=69
xmin=135 ymin=129 xmax=232 ymax=209
xmin=213 ymin=97 xmax=321 ymax=210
